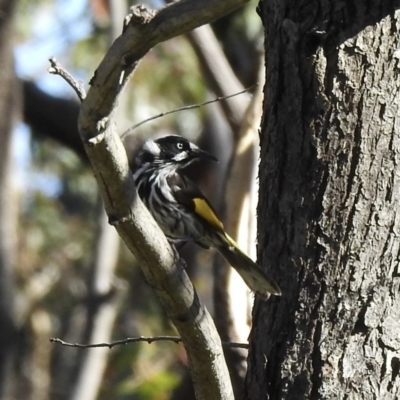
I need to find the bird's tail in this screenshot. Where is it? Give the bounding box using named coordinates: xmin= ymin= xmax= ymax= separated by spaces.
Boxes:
xmin=217 ymin=235 xmax=281 ymax=299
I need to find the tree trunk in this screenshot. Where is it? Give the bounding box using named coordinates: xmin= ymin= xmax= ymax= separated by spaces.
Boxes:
xmin=247 ymin=1 xmax=400 ymax=399
xmin=0 ymin=0 xmax=19 ymax=399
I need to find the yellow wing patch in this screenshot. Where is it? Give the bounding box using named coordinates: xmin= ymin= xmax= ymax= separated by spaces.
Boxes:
xmin=193 ymin=198 xmax=224 ymax=230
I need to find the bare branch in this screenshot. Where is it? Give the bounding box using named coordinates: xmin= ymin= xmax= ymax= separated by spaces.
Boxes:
xmin=50 ymin=1 xmax=252 ymax=399
xmin=68 ymin=208 xmax=123 ymax=400
xmin=78 ymin=0 xmax=251 ymax=140
xmin=223 ymin=58 xmax=265 ymax=317
xmin=50 ymin=336 xmax=249 ymax=350
xmin=121 ymin=85 xmax=257 ymax=139
xmin=48 ymin=57 xmax=86 ymax=101
xmin=187 ymin=20 xmax=257 ymax=398
xmin=188 ymin=24 xmax=248 ymax=132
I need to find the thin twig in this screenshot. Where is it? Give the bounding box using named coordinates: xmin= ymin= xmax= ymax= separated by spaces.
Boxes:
xmin=120 ymin=84 xmax=257 ymax=139
xmin=48 ymin=57 xmax=87 ymax=102
xmin=50 ymin=336 xmax=249 ymax=349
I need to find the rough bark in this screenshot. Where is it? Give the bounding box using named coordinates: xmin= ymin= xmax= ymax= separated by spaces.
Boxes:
xmin=246 ymin=1 xmax=400 ymax=399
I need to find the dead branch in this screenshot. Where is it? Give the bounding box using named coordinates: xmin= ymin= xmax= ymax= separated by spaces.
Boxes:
xmin=69 ymin=208 xmax=124 ymax=400
xmin=49 ymin=1 xmax=252 ymax=399
xmin=121 ymin=85 xmax=256 ymax=139
xmin=48 ymin=58 xmax=86 ymax=101
xmin=188 ymin=24 xmax=248 ymax=131
xmin=50 ymin=336 xmax=249 ymax=350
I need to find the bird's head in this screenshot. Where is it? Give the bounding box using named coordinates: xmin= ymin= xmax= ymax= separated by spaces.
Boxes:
xmin=137 ymin=136 xmax=218 ymax=170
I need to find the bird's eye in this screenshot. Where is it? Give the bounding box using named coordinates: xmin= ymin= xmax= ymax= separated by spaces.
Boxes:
xmin=177 ymin=142 xmax=184 ymax=150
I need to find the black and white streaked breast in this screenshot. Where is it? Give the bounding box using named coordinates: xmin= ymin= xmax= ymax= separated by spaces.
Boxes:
xmin=133 ymin=163 xmax=202 ymax=243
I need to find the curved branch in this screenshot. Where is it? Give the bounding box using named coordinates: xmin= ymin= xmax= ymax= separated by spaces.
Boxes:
xmin=65 ymin=1 xmax=251 ymax=399
xmin=78 ymin=0 xmax=251 ymax=134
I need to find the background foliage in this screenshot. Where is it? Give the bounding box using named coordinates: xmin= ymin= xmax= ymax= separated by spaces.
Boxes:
xmin=9 ymin=0 xmax=262 ymax=399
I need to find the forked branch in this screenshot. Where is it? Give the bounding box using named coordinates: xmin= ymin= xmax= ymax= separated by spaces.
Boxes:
xmin=49 ymin=1 xmax=251 ymax=399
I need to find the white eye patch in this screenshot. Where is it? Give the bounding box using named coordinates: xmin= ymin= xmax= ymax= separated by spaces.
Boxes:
xmin=172 ymin=151 xmax=188 ymax=162
xmin=143 ymin=140 xmax=161 ymax=155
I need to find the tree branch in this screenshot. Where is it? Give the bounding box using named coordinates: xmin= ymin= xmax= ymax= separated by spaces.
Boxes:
xmin=50 ymin=336 xmax=249 ymax=350
xmin=186 ymin=20 xmax=255 ymax=399
xmin=121 ymin=85 xmax=256 ymax=139
xmin=188 ymin=24 xmax=248 ymax=132
xmin=68 ymin=208 xmax=123 ymax=400
xmin=48 ymin=58 xmax=86 ymax=101
xmin=78 ymin=0 xmax=251 ymax=136
xmin=50 ymin=1 xmax=251 ymax=399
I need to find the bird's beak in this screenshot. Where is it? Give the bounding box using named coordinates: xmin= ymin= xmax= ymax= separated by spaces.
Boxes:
xmin=191 ymin=148 xmax=218 ymax=162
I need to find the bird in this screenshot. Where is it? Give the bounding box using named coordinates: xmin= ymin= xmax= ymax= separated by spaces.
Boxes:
xmin=132 ymin=135 xmax=281 ymax=299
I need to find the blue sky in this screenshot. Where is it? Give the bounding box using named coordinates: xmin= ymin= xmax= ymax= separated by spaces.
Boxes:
xmin=14 ymin=0 xmax=92 ymax=197
xmin=16 ymin=0 xmax=92 ymax=95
